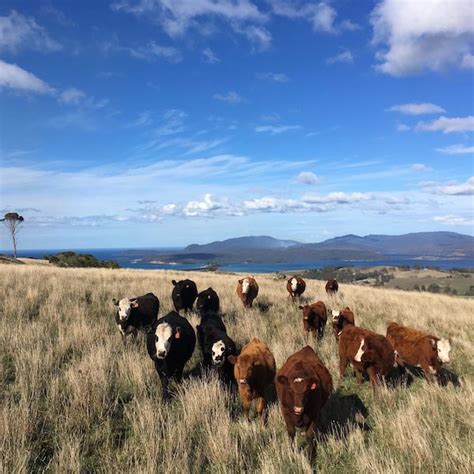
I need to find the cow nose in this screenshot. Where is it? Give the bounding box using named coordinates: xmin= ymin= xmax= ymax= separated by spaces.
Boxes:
xmin=294 ymin=406 xmax=304 ymax=415
xmin=157 ymin=350 xmax=167 ymax=358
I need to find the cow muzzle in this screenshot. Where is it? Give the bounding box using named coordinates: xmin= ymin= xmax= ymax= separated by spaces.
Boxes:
xmin=157 ymin=350 xmax=167 ymax=359
xmin=294 ymin=406 xmax=304 ymax=415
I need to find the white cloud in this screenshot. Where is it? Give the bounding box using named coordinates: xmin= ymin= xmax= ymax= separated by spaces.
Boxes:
xmin=0 ymin=10 xmax=61 ymax=53
xmin=436 ymin=144 xmax=474 ymax=155
xmin=433 ymin=215 xmax=473 ymax=226
xmin=125 ymin=41 xmax=182 ymax=63
xmin=411 ymin=163 xmax=431 ymax=173
xmin=213 ymin=91 xmax=245 ymax=104
xmin=202 ymin=47 xmax=220 ymax=63
xmin=296 ymin=171 xmax=320 ymax=185
xmin=326 ymin=50 xmax=353 ymax=65
xmin=255 ymin=124 xmax=301 ymax=135
xmin=0 ymin=59 xmax=54 ymax=94
xmin=235 ymin=24 xmax=272 ymax=51
xmin=396 ymin=123 xmax=410 ymax=132
xmin=388 ymin=102 xmax=446 ymax=115
xmin=124 ymin=111 xmax=153 ymax=128
xmin=257 ymin=72 xmax=289 ymax=83
xmin=371 ymin=0 xmax=474 ymax=76
xmin=422 ymin=177 xmax=474 ymax=196
xmin=59 ymin=87 xmax=86 ymax=105
xmin=415 ymin=116 xmax=474 ymax=134
xmin=462 ymin=53 xmax=474 ymax=69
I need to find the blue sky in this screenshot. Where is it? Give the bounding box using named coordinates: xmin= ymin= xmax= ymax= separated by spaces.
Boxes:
xmin=0 ymin=0 xmax=473 ymax=249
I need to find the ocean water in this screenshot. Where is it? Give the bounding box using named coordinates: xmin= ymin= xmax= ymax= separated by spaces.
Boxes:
xmin=10 ymin=248 xmax=474 ymax=273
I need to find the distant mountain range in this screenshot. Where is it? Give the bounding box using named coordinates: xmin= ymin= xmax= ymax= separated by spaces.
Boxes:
xmin=144 ymin=232 xmax=474 ymax=265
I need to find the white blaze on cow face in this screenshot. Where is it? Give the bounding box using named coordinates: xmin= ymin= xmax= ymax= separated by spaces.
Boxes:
xmin=291 ymin=278 xmax=298 ymax=291
xmin=155 ymin=323 xmax=173 ymax=359
xmin=354 ymin=338 xmax=365 ymax=362
xmin=117 ymin=298 xmax=132 ymax=321
xmin=242 ymin=278 xmax=250 ymax=294
xmin=294 ymin=377 xmax=304 ymax=383
xmin=332 ymin=310 xmax=340 ymax=320
xmin=437 ymin=338 xmax=451 ymax=363
xmin=211 ymin=340 xmax=226 ymax=366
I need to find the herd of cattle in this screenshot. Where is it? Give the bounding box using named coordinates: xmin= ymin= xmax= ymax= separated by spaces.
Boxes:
xmin=112 ymin=275 xmax=452 ymax=462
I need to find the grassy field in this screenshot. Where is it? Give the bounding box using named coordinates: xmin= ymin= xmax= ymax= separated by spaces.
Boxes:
xmin=1 ymin=264 xmax=473 ymax=473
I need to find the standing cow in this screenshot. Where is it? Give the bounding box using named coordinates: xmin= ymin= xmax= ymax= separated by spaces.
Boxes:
xmin=197 ymin=312 xmax=238 ymax=386
xmin=171 ymin=279 xmax=198 ymax=313
xmin=276 ymin=346 xmax=333 ymax=463
xmin=113 ymin=292 xmax=159 ymax=342
xmin=299 ymin=301 xmax=327 ymax=340
xmin=228 ymin=338 xmax=276 ymax=421
xmin=339 ymin=325 xmax=395 ymax=388
xmin=287 ymin=276 xmax=306 ymax=300
xmin=236 ymin=276 xmax=259 ymax=308
xmin=386 ymin=322 xmax=451 ymax=383
xmin=196 ymin=288 xmax=220 ymax=317
xmin=331 ymin=307 xmax=355 ymax=341
xmin=325 ymin=279 xmax=339 ymax=295
xmin=146 ymin=311 xmax=196 ymax=400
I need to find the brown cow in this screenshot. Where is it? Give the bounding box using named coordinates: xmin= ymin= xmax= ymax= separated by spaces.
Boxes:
xmin=236 ymin=276 xmax=259 ymax=308
xmin=276 ymin=346 xmax=333 ymax=463
xmin=287 ymin=275 xmax=306 ymax=300
xmin=339 ymin=325 xmax=395 ymax=387
xmin=228 ymin=338 xmax=276 ymax=421
xmin=299 ymin=301 xmax=327 ymax=339
xmin=325 ymin=279 xmax=339 ymax=295
xmin=331 ymin=307 xmax=355 ymax=341
xmin=386 ymin=322 xmax=451 ymax=383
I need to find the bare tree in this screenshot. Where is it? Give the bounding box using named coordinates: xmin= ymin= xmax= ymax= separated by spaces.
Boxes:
xmin=1 ymin=212 xmax=24 ymax=258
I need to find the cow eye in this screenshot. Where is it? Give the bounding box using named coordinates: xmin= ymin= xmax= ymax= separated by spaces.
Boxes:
xmin=155 ymin=336 xmax=158 ymax=341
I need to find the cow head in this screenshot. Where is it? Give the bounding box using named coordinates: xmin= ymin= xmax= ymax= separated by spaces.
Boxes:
xmin=435 ymin=338 xmax=451 ymax=364
xmin=240 ymin=278 xmax=250 ymax=294
xmin=331 ymin=309 xmax=341 ymax=321
xmin=290 ymin=277 xmax=298 ymax=291
xmin=197 ymin=288 xmax=219 ymax=314
xmin=153 ymin=322 xmax=181 ymax=359
xmin=211 ymin=340 xmax=227 ymax=366
xmin=113 ymin=297 xmax=138 ymax=321
xmin=299 ymin=305 xmax=313 ymax=331
xmin=277 ymin=375 xmax=318 ymax=416
xmin=228 ymin=354 xmax=255 ymax=388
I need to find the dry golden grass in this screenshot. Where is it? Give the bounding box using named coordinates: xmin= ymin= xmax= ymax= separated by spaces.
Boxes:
xmin=1 ymin=264 xmax=473 ymax=473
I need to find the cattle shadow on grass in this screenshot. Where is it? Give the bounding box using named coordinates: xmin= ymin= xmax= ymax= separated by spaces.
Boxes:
xmin=319 ymin=391 xmax=370 ymax=440
xmin=255 ymin=298 xmax=273 ymax=314
xmin=401 ymin=364 xmax=460 ymax=387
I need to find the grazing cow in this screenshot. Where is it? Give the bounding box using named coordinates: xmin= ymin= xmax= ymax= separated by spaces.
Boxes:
xmin=276 ymin=346 xmax=333 ymax=463
xmin=196 ymin=288 xmax=220 ymax=316
xmin=228 ymin=338 xmax=276 ymax=421
xmin=339 ymin=325 xmax=395 ymax=387
xmin=287 ymin=275 xmax=306 ymax=300
xmin=331 ymin=307 xmax=355 ymax=341
xmin=113 ymin=292 xmax=159 ymax=341
xmin=146 ymin=311 xmax=196 ymax=399
xmin=171 ymin=279 xmax=198 ymax=313
xmin=325 ymin=279 xmax=339 ymax=295
xmin=236 ymin=276 xmax=259 ymax=308
xmin=299 ymin=301 xmax=327 ymax=339
xmin=386 ymin=322 xmax=451 ymax=383
xmin=197 ymin=313 xmax=238 ymax=385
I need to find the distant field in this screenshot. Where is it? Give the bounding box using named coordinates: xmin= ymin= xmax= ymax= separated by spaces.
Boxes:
xmin=1 ymin=264 xmax=473 ymax=473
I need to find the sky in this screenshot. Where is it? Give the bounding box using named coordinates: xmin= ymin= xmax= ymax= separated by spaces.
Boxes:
xmin=0 ymin=0 xmax=473 ymax=250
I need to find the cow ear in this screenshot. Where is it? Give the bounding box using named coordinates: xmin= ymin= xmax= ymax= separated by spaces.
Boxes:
xmin=310 ymin=381 xmax=317 ymax=390
xmin=238 ymin=279 xmax=243 ymax=284
xmin=227 ymin=355 xmax=237 ymax=365
xmin=131 ymin=301 xmax=139 ymax=308
xmin=277 ymin=375 xmax=288 ymax=385
xmin=112 ymin=298 xmax=119 ymax=306
xmin=172 ymin=280 xmax=177 ymax=286
xmin=298 ymin=305 xmax=304 ymax=310
xmin=175 ymin=327 xmax=181 ymax=339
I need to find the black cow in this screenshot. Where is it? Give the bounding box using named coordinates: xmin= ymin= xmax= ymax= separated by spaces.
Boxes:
xmin=196 ymin=287 xmax=220 ymax=317
xmin=146 ymin=311 xmax=196 ymax=399
xmin=197 ymin=313 xmax=238 ymax=386
xmin=113 ymin=292 xmax=159 ymax=342
xmin=171 ymin=279 xmax=198 ymax=313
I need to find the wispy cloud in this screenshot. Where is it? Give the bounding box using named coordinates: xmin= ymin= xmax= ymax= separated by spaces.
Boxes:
xmin=435 ymin=144 xmax=474 ymax=155
xmin=102 ymin=40 xmax=182 ymax=63
xmin=124 ymin=111 xmax=153 ymax=129
xmin=213 ymin=91 xmax=245 ymax=104
xmin=59 ymin=87 xmax=86 ymax=105
xmin=296 ymin=171 xmax=320 ymax=185
xmin=202 ymin=47 xmax=220 ymax=63
xmin=256 ymin=72 xmax=289 ymax=83
xmin=411 ymin=163 xmax=432 ymax=173
xmin=255 ymin=124 xmax=302 ymax=135
xmin=415 ymin=116 xmax=474 ymax=134
xmin=422 ymin=177 xmax=474 ymax=196
xmin=388 ymin=103 xmax=446 ymax=115
xmin=433 ymin=215 xmax=473 ymax=226
xmin=0 ymin=59 xmax=55 ymax=94
xmin=326 ymin=50 xmax=353 ymax=65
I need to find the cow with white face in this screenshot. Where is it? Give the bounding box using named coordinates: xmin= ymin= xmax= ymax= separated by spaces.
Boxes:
xmin=197 ymin=312 xmax=238 ymax=386
xmin=286 ymin=275 xmax=306 ymax=300
xmin=330 ymin=307 xmax=355 ymax=341
xmin=113 ymin=293 xmax=159 ymax=342
xmin=236 ymin=276 xmax=259 ymax=308
xmin=146 ymin=311 xmax=196 ymax=400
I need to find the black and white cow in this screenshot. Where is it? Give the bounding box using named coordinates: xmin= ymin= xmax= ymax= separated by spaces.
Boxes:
xmin=146 ymin=311 xmax=196 ymax=399
xmin=197 ymin=313 xmax=238 ymax=386
xmin=171 ymin=279 xmax=198 ymax=313
xmin=113 ymin=292 xmax=159 ymax=342
xmin=196 ymin=287 xmax=220 ymax=317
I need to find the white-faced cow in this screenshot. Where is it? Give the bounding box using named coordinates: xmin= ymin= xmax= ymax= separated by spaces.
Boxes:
xmin=146 ymin=311 xmax=196 ymax=400
xmin=113 ymin=292 xmax=159 ymax=342
xmin=171 ymin=279 xmax=198 ymax=313
xmin=236 ymin=276 xmax=259 ymax=308
xmin=287 ymin=275 xmax=306 ymax=300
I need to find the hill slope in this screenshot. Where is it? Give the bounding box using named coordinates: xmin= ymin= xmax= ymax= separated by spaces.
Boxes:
xmin=1 ymin=264 xmax=472 ymax=472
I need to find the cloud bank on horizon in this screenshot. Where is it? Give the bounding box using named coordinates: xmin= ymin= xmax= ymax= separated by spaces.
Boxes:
xmin=0 ymin=0 xmax=473 ymax=248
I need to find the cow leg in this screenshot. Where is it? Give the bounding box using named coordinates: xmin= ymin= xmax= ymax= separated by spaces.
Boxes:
xmin=354 ymin=366 xmax=363 ymax=385
xmin=158 ymin=373 xmax=170 ymax=401
xmin=421 ymin=362 xmax=436 ymax=383
xmin=366 ymin=366 xmax=379 ymax=388
xmin=339 ymin=355 xmax=348 ymax=379
xmin=242 ymin=397 xmax=252 ymax=420
xmin=305 ymin=422 xmax=316 ymax=463
xmin=317 ymin=320 xmax=325 ymax=339
xmin=256 ymin=397 xmax=266 ymax=424
xmin=174 ymin=367 xmax=184 ymax=383
xmin=285 ymin=420 xmax=296 ymax=442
